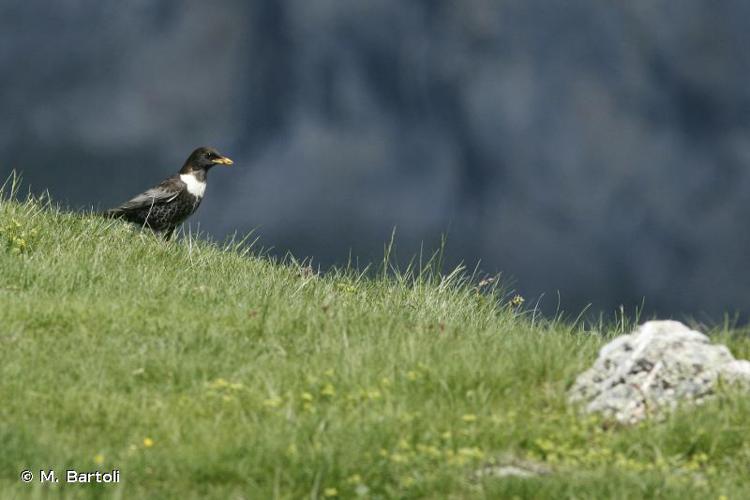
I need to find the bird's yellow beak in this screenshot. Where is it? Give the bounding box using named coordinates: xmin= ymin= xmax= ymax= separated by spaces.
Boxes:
xmin=214 ymin=156 xmax=234 ymax=166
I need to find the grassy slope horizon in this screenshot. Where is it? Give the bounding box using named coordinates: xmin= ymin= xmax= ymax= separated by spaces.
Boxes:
xmin=3 ymin=180 xmax=750 ymax=499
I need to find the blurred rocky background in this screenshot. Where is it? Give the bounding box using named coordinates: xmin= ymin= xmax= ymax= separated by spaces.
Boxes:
xmin=3 ymin=0 xmax=750 ymax=320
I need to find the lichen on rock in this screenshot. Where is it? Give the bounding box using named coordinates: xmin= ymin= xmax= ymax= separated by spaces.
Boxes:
xmin=569 ymin=320 xmax=750 ymax=424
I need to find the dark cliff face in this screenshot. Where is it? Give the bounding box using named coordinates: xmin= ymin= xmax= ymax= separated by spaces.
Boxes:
xmin=2 ymin=0 xmax=750 ymax=320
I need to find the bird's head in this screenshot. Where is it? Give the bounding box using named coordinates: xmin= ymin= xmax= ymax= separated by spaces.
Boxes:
xmin=180 ymin=147 xmax=233 ymax=174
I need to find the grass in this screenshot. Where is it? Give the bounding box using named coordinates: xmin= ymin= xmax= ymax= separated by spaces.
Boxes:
xmin=2 ymin=177 xmax=750 ymax=499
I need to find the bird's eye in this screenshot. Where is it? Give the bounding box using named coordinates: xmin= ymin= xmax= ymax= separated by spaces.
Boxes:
xmin=207 ymin=152 xmax=216 ymax=159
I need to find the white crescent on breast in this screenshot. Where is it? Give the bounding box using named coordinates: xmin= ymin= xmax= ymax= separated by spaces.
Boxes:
xmin=180 ymin=174 xmax=207 ymax=198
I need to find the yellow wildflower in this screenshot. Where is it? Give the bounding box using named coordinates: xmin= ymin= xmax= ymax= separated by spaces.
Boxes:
xmin=263 ymin=397 xmax=283 ymax=408
xmin=400 ymin=475 xmax=415 ymax=487
xmin=458 ymin=447 xmax=485 ymax=459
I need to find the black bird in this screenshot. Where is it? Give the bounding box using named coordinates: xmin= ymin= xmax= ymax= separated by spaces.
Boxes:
xmin=105 ymin=147 xmax=233 ymax=239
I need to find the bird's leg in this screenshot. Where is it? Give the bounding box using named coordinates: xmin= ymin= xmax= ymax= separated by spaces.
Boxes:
xmin=162 ymin=227 xmax=176 ymax=241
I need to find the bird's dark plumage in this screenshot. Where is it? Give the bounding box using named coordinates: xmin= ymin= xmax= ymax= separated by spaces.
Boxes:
xmin=105 ymin=147 xmax=233 ymax=239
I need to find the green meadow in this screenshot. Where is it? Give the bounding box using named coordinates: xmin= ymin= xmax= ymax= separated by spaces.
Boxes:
xmin=2 ymin=178 xmax=750 ymax=499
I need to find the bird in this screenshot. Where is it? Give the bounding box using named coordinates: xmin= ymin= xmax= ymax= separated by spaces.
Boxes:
xmin=104 ymin=147 xmax=233 ymax=240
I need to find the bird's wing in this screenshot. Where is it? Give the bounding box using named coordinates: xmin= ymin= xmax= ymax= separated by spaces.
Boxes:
xmin=108 ymin=176 xmax=184 ymax=214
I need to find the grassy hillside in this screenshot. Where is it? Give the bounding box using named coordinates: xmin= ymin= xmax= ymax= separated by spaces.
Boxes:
xmin=2 ymin=180 xmax=750 ymax=499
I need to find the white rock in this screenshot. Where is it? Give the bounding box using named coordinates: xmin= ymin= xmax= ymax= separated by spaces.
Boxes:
xmin=569 ymin=320 xmax=750 ymax=424
xmin=473 ymin=457 xmax=552 ymax=480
